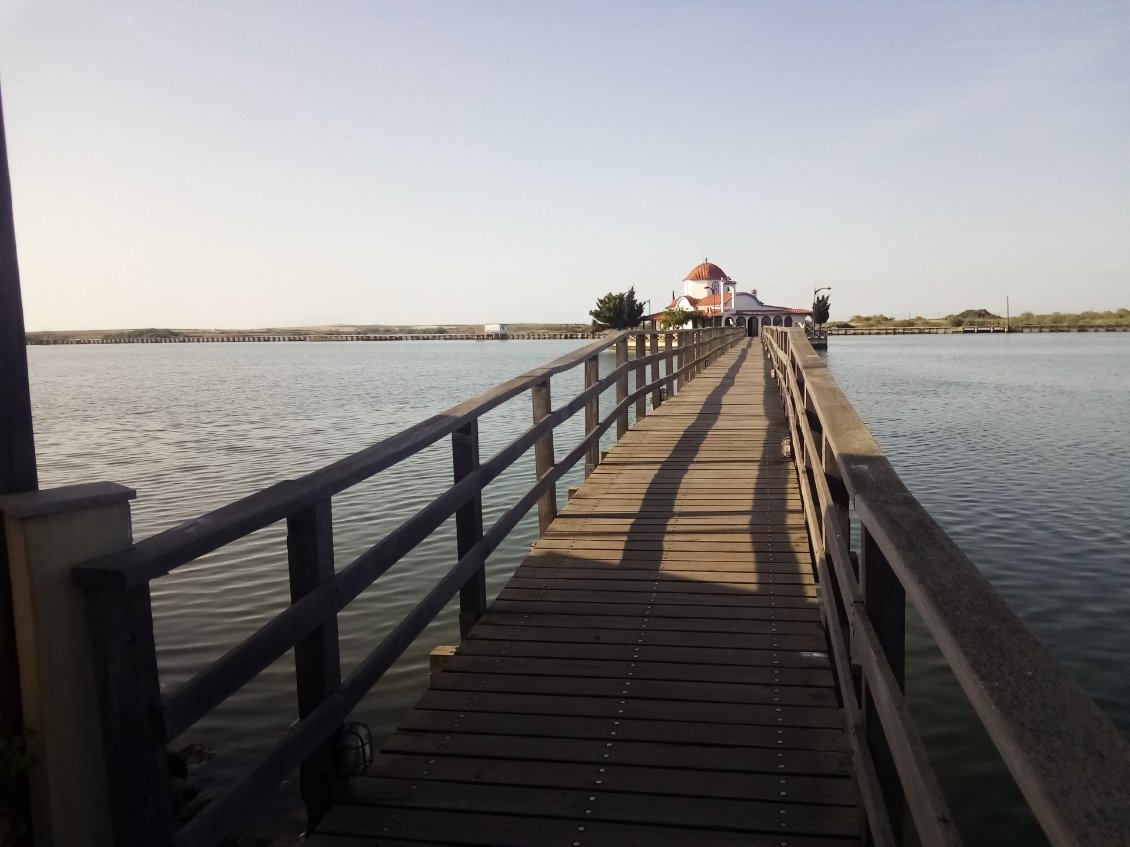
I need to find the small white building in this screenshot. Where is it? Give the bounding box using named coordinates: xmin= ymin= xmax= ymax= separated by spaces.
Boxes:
xmin=661 ymin=261 xmax=811 ymax=337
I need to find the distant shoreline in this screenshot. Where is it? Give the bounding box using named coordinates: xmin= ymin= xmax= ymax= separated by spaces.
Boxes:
xmin=24 ymin=323 xmax=595 ymax=345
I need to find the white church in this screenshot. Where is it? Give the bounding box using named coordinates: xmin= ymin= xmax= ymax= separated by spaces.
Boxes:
xmin=659 ymin=261 xmax=812 ymax=337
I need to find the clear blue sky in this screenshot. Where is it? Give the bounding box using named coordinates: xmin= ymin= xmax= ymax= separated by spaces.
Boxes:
xmin=2 ymin=1 xmax=1127 ymax=330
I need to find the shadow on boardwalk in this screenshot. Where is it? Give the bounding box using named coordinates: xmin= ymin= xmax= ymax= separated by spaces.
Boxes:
xmin=309 ymin=341 xmax=861 ymax=846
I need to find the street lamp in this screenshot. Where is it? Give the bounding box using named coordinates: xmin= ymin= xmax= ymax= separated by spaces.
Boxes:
xmin=814 ymin=286 xmax=831 ymax=299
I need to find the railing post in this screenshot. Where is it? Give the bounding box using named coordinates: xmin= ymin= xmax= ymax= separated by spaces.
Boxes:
xmin=634 ymin=334 xmax=647 ymax=423
xmin=650 ymin=333 xmax=662 ymax=409
xmin=675 ymin=331 xmax=685 ymax=392
xmin=584 ymin=355 xmax=600 ymax=476
xmin=0 ymin=482 xmax=172 ymax=847
xmin=531 ymin=378 xmax=557 ymax=534
xmin=860 ymin=524 xmax=906 ymax=845
xmin=452 ymin=421 xmax=485 ymax=636
xmin=615 ymin=336 xmax=629 ymax=439
xmin=665 ymin=332 xmax=675 ymax=395
xmin=286 ymin=499 xmax=342 ymax=827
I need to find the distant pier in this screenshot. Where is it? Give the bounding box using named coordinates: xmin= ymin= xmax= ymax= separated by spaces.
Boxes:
xmin=25 ymin=331 xmax=595 ymax=345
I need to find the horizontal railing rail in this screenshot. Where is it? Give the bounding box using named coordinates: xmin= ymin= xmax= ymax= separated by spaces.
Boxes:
xmin=72 ymin=326 xmax=745 ymax=846
xmin=762 ymin=325 xmax=1130 ymax=847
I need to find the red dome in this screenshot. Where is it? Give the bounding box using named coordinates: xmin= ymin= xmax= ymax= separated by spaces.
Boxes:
xmin=685 ymin=261 xmax=731 ymax=282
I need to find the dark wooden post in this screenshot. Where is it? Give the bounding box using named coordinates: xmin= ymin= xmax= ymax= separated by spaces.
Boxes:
xmin=675 ymin=332 xmax=685 ymax=393
xmin=860 ymin=524 xmax=906 ymax=845
xmin=85 ymin=585 xmax=174 ymax=845
xmin=452 ymin=421 xmax=485 ymax=635
xmin=634 ymin=334 xmax=647 ymax=423
xmin=287 ymin=500 xmax=342 ymax=827
xmin=531 ymin=379 xmax=557 ymax=534
xmin=615 ymin=336 xmax=629 ymax=440
xmin=0 ymin=82 xmax=36 ymax=769
xmin=584 ymin=355 xmax=600 ymax=477
xmin=649 ymin=333 xmax=661 ymax=409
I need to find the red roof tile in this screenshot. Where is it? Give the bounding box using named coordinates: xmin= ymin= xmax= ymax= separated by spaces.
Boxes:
xmin=685 ymin=262 xmax=731 ymax=282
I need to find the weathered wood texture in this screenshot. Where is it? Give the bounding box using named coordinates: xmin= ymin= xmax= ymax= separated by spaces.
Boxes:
xmin=309 ymin=341 xmax=859 ymax=846
xmin=763 ymin=326 xmax=1130 ymax=847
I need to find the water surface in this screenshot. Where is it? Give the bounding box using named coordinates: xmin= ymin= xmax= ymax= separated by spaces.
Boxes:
xmin=27 ymin=334 xmax=1129 ymax=843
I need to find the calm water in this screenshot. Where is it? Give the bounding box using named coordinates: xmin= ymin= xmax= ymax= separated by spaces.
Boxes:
xmin=25 ymin=334 xmax=1130 ymax=843
xmin=827 ymin=333 xmax=1130 ymax=845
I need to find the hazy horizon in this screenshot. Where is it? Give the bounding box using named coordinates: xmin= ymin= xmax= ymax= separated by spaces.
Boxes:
xmin=3 ymin=2 xmax=1127 ymax=331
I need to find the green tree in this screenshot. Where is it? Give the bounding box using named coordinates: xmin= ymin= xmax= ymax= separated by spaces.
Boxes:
xmin=589 ymin=287 xmax=646 ymax=331
xmin=812 ymin=293 xmax=831 ymax=327
xmin=658 ymin=308 xmax=693 ymax=330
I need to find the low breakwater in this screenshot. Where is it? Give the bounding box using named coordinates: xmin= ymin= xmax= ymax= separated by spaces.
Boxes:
xmin=27 ymin=331 xmax=595 ymax=345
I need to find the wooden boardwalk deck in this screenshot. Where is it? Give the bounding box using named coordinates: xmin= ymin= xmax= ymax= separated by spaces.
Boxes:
xmin=310 ymin=340 xmax=859 ymax=846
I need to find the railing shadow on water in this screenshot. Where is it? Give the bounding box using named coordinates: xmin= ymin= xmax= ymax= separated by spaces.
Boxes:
xmin=60 ymin=327 xmax=744 ymax=846
xmin=761 ymin=326 xmax=1130 ymax=847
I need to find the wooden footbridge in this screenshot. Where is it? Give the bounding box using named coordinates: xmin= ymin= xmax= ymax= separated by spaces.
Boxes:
xmin=4 ymin=328 xmax=1130 ymax=847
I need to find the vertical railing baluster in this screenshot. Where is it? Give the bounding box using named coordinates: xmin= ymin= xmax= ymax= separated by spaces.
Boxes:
xmin=634 ymin=334 xmax=647 ymax=423
xmin=650 ymin=332 xmax=661 ymax=409
xmin=531 ymin=378 xmax=557 ymax=534
xmin=664 ymin=332 xmax=675 ymax=396
xmin=584 ymin=355 xmax=600 ymax=477
xmin=452 ymin=421 xmax=485 ymax=636
xmin=615 ymin=336 xmax=629 ymax=440
xmin=860 ymin=525 xmax=907 ymax=845
xmin=676 ymin=331 xmax=685 ymax=393
xmin=287 ymin=499 xmax=342 ymax=827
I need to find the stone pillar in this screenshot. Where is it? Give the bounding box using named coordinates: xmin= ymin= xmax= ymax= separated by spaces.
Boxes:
xmin=0 ymin=482 xmax=135 ymax=847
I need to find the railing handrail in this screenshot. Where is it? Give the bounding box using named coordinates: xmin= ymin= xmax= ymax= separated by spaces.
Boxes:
xmin=762 ymin=325 xmax=1130 ymax=847
xmin=73 ymin=325 xmax=745 ymax=846
xmin=73 ymin=329 xmax=701 ymax=590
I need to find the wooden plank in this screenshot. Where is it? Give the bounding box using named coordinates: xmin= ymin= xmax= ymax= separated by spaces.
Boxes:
xmin=335 ymin=777 xmax=859 ymax=836
xmin=429 ymin=669 xmax=838 ymax=708
xmin=523 ymin=548 xmax=813 ymax=565
xmin=438 ymin=653 xmax=833 ymax=688
xmin=413 ymin=689 xmax=847 ymax=730
xmin=517 ymin=557 xmax=818 ymax=578
xmin=314 ymin=806 xmax=858 ymax=847
xmin=476 ymin=610 xmax=825 ymax=636
xmin=486 ymin=598 xmax=822 ymax=623
xmin=379 ymin=731 xmax=851 ymax=781
xmin=512 ymin=564 xmax=816 ymax=583
xmin=454 ymin=639 xmax=830 ymax=671
xmin=466 ymin=623 xmax=830 ymax=652
xmin=397 ymin=709 xmax=849 ymax=753
xmin=495 ymin=587 xmax=818 ymax=609
xmin=505 ymin=575 xmax=818 ymax=597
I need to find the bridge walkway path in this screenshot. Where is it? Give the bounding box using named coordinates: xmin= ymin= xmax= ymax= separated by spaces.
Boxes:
xmin=309 ymin=340 xmax=860 ymax=847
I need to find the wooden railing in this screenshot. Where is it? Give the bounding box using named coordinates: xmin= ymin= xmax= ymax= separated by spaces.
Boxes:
xmin=762 ymin=326 xmax=1130 ymax=847
xmin=70 ymin=327 xmax=744 ymax=846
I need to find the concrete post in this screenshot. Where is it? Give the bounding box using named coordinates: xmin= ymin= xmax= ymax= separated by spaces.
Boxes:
xmin=0 ymin=481 xmax=135 ymax=847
